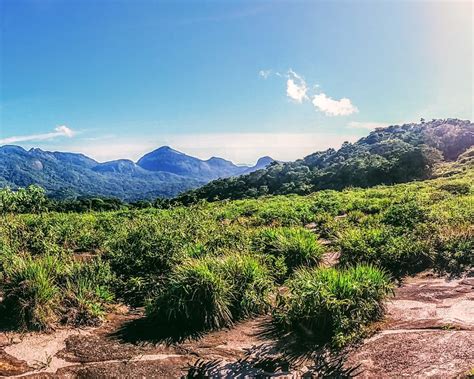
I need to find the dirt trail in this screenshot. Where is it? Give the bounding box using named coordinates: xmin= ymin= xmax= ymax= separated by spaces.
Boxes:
xmin=1 ymin=273 xmax=473 ymax=378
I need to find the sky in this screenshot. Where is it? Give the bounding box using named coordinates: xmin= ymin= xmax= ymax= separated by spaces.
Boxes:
xmin=0 ymin=0 xmax=472 ymax=164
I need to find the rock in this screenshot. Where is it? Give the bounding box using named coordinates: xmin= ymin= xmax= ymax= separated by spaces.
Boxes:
xmin=0 ymin=334 xmax=10 ymax=347
xmin=0 ymin=350 xmax=31 ymax=376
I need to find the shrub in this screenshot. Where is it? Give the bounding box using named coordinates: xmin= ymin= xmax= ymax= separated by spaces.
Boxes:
xmin=337 ymin=225 xmax=431 ymax=277
xmin=310 ymin=212 xmax=351 ymax=240
xmin=310 ymin=191 xmax=344 ymax=216
xmin=382 ymin=200 xmax=427 ymax=229
xmin=0 ymin=253 xmax=114 ymax=330
xmin=106 ymin=216 xmax=189 ymax=306
xmin=433 ymin=225 xmax=473 ymax=276
xmin=273 ymin=265 xmax=393 ymax=348
xmin=438 ymin=182 xmax=471 ymax=195
xmin=1 ymin=254 xmax=63 ymax=330
xmin=146 ymin=254 xmax=273 ymax=334
xmin=61 ymin=259 xmax=114 ymax=326
xmin=146 ymin=258 xmax=233 ymax=333
xmin=254 ymin=227 xmax=325 ymax=280
xmin=219 ymin=254 xmax=274 ymax=318
xmin=200 ymin=225 xmax=252 ymax=254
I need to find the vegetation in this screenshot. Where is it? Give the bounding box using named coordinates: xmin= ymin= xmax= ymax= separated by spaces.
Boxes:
xmin=0 ymin=253 xmax=113 ymax=330
xmin=0 ymin=150 xmax=472 ymax=351
xmin=178 ymin=119 xmax=473 ymax=202
xmin=273 ymin=265 xmax=393 ymax=347
xmin=254 ymin=227 xmax=326 ymax=280
xmin=146 ymin=254 xmax=273 ymax=333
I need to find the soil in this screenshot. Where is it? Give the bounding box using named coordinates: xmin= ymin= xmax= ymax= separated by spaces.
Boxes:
xmin=1 ymin=272 xmax=473 ymax=378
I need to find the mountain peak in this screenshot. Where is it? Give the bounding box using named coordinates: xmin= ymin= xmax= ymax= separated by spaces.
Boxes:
xmin=152 ymin=146 xmax=184 ymax=155
xmin=0 ymin=145 xmax=27 ymax=153
xmin=136 ymin=146 xmax=272 ymax=180
xmin=256 ymin=156 xmax=274 ymax=165
xmin=206 ymin=156 xmax=234 ymax=164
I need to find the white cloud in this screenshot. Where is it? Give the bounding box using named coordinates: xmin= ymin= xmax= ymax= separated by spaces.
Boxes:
xmin=261 ymin=68 xmax=358 ymax=116
xmin=348 ymin=121 xmax=390 ymax=130
xmin=312 ymin=93 xmax=358 ymax=116
xmin=54 ymin=125 xmax=75 ymax=137
xmin=286 ymin=70 xmax=307 ymax=103
xmin=0 ymin=125 xmax=76 ymax=144
xmin=258 ymin=69 xmax=272 ymax=79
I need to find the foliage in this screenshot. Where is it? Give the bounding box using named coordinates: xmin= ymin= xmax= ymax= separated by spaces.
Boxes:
xmin=254 ymin=227 xmax=326 ymax=281
xmin=337 ymin=225 xmax=432 ymax=278
xmin=219 ymin=254 xmax=274 ymax=318
xmin=178 ymin=119 xmax=472 ymax=203
xmin=273 ymin=265 xmax=393 ymax=348
xmin=146 ymin=254 xmax=273 ymax=334
xmin=1 ymin=254 xmax=62 ymax=330
xmin=146 ymin=257 xmax=233 ymax=332
xmin=381 ymin=199 xmax=427 ymax=229
xmin=62 ymin=259 xmax=115 ymax=326
xmin=0 ymin=160 xmax=472 ymax=337
xmin=0 ymin=185 xmax=48 ymax=214
xmin=105 ymin=214 xmax=189 ymax=306
xmin=0 ymin=253 xmax=114 ymax=330
xmin=432 ymin=225 xmax=473 ymax=276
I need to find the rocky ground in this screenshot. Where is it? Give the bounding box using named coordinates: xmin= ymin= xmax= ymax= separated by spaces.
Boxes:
xmin=1 ymin=272 xmax=473 ymax=378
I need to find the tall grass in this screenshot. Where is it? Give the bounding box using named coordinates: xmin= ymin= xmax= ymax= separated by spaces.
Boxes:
xmin=146 ymin=254 xmax=273 ymax=334
xmin=219 ymin=254 xmax=274 ymax=318
xmin=432 ymin=224 xmax=473 ymax=276
xmin=0 ymin=168 xmax=471 ymax=333
xmin=1 ymin=253 xmax=114 ymax=330
xmin=146 ymin=257 xmax=233 ymax=332
xmin=254 ymin=227 xmax=325 ymax=280
xmin=1 ymin=254 xmax=62 ymax=330
xmin=62 ymin=260 xmax=115 ymax=326
xmin=337 ymin=225 xmax=432 ymax=277
xmin=274 ymin=265 xmax=393 ymax=348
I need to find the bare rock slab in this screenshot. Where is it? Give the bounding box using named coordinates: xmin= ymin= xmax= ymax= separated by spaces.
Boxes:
xmin=0 ymin=350 xmax=32 ymax=376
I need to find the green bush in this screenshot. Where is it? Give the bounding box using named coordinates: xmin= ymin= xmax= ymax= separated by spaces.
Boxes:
xmin=146 ymin=254 xmax=273 ymax=334
xmin=61 ymin=259 xmax=115 ymax=326
xmin=106 ymin=216 xmax=189 ymax=306
xmin=0 ymin=253 xmax=114 ymax=330
xmin=146 ymin=258 xmax=233 ymax=332
xmin=1 ymin=254 xmax=63 ymax=330
xmin=0 ymin=167 xmax=471 ymax=335
xmin=433 ymin=225 xmax=473 ymax=276
xmin=310 ymin=191 xmax=344 ymax=216
xmin=381 ymin=199 xmax=427 ymax=229
xmin=337 ymin=225 xmax=431 ymax=277
xmin=254 ymin=227 xmax=325 ymax=280
xmin=438 ymin=182 xmax=471 ymax=195
xmin=273 ymin=265 xmax=393 ymax=348
xmin=219 ymin=254 xmax=274 ymax=318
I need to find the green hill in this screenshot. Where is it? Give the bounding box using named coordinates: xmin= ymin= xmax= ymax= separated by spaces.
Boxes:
xmin=177 ymin=119 xmax=473 ymax=203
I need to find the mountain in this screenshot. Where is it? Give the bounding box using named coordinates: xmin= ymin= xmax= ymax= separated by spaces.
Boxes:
xmin=137 ymin=146 xmax=271 ymax=180
xmin=176 ymin=119 xmax=474 ymax=203
xmin=241 ymin=156 xmax=274 ymax=175
xmin=0 ymin=146 xmax=273 ymax=201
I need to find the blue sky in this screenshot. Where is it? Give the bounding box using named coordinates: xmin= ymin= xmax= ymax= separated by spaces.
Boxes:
xmin=0 ymin=0 xmax=472 ymax=163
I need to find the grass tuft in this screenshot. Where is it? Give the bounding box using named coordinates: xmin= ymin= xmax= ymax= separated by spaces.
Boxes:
xmin=273 ymin=264 xmax=393 ymax=348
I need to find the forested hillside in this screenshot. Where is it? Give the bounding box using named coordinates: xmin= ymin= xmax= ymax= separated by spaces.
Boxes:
xmin=177 ymin=119 xmax=473 ymax=203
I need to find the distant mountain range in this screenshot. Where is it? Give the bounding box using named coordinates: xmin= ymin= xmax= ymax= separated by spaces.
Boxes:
xmin=0 ymin=145 xmax=273 ymax=201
